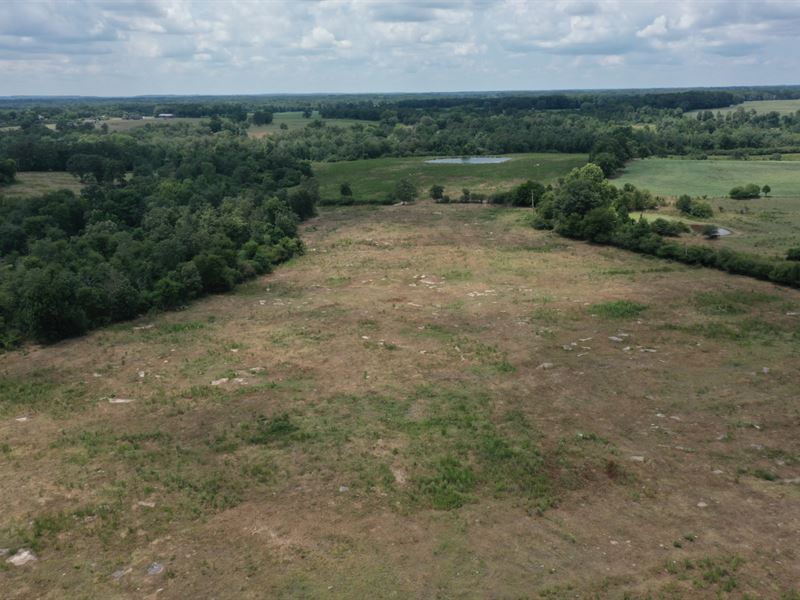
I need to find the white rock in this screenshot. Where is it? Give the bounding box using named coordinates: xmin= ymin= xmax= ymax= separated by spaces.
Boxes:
xmin=537 ymin=362 xmax=555 ymax=370
xmin=609 ymin=336 xmax=623 ymax=342
xmin=697 ymin=501 xmax=708 ymax=508
xmin=629 ymin=456 xmax=645 ymax=462
xmin=211 ymin=378 xmax=228 ymax=386
xmin=7 ymin=549 xmax=36 ymax=566
xmin=107 ymin=398 xmax=135 ymax=404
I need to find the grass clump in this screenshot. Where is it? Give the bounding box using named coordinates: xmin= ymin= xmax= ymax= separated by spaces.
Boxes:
xmin=590 ymin=300 xmax=648 ymax=319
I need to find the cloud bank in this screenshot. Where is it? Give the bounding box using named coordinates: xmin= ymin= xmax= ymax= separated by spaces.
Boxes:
xmin=0 ymin=0 xmax=798 ymax=95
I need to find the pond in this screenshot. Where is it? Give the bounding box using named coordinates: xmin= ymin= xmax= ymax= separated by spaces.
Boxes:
xmin=424 ymin=156 xmax=511 ymax=165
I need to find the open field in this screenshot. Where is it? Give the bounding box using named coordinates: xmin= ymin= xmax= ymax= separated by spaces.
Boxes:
xmin=314 ymin=153 xmax=587 ymax=202
xmin=615 ymin=158 xmax=800 ymax=258
xmin=0 ymin=171 xmax=83 ymax=198
xmin=615 ymin=158 xmax=800 ymax=198
xmin=102 ymin=117 xmax=206 ymax=132
xmin=2 ymin=201 xmax=799 ymax=598
xmin=247 ymin=111 xmax=366 ymax=139
xmin=686 ymin=99 xmax=800 ymax=117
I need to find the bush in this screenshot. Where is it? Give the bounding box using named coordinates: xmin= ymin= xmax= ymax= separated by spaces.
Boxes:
xmin=650 ymin=218 xmax=690 ymax=237
xmin=729 ymin=184 xmax=761 ymax=199
xmin=676 ymin=194 xmax=713 ymax=218
xmin=787 ymin=248 xmax=800 ymax=261
xmin=0 ymin=158 xmax=16 ymax=185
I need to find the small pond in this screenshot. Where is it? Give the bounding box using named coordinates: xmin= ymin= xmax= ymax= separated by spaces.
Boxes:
xmin=715 ymin=227 xmax=732 ymax=236
xmin=425 ymin=156 xmax=511 ymax=165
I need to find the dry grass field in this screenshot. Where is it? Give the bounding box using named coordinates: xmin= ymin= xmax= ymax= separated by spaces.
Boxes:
xmin=1 ymin=201 xmax=799 ymax=598
xmin=1 ymin=171 xmax=83 ymax=198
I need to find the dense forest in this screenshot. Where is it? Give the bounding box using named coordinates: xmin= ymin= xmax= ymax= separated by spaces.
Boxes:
xmin=0 ymin=124 xmax=317 ymax=347
xmin=3 ymin=86 xmax=800 ymax=346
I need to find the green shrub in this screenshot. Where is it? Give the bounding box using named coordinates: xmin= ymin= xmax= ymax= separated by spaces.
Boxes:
xmin=729 ymin=183 xmax=761 ymax=199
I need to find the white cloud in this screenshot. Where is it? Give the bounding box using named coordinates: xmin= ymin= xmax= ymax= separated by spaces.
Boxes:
xmin=0 ymin=0 xmax=798 ymax=94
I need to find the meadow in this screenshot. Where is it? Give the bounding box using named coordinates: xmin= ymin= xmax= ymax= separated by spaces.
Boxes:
xmin=313 ymin=152 xmax=587 ymax=202
xmin=686 ymin=98 xmax=800 ymax=117
xmin=1 ymin=199 xmax=799 ymax=598
xmin=615 ymin=158 xmax=800 ymax=259
xmin=0 ymin=171 xmax=83 ymax=198
xmin=614 ymin=158 xmax=800 ymax=198
xmin=247 ymin=111 xmax=365 ymax=138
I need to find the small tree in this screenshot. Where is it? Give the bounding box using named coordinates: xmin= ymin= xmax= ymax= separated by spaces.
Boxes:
xmin=787 ymin=247 xmax=800 ymax=261
xmin=394 ymin=178 xmax=417 ymax=203
xmin=429 ymin=184 xmax=444 ymax=200
xmin=762 ymin=185 xmax=771 ymax=197
xmin=0 ymin=158 xmax=16 ymax=185
xmin=339 ymin=182 xmax=352 ymax=197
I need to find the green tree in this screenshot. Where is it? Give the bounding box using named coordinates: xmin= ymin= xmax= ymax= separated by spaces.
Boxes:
xmin=251 ymin=110 xmax=273 ymax=125
xmin=762 ymin=185 xmax=771 ymax=197
xmin=0 ymin=158 xmax=17 ymax=185
xmin=394 ymin=178 xmax=417 ymax=203
xmin=429 ymin=184 xmax=444 ymax=200
xmin=339 ymin=182 xmax=353 ymax=197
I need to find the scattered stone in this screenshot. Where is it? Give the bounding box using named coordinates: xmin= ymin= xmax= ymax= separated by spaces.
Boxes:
xmin=578 ymin=337 xmax=593 ymax=342
xmin=537 ymin=362 xmax=555 ymax=370
xmin=230 ymin=348 xmax=239 ymax=353
xmin=233 ymin=378 xmax=246 ymax=385
xmin=655 ymin=413 xmax=666 ymax=418
xmin=338 ymin=485 xmax=349 ymax=493
xmin=7 ymin=549 xmax=36 ymax=566
xmin=781 ymin=477 xmax=800 ymax=485
xmin=15 ymin=416 xmax=29 ymax=422
xmin=697 ymin=501 xmax=708 ymax=508
xmin=211 ymin=378 xmax=228 ymax=386
xmin=640 ymin=348 xmax=657 ymax=353
xmin=562 ymin=345 xmax=573 ymax=351
xmin=609 ymin=336 xmax=623 ymax=342
xmin=0 ymin=548 xmax=8 ymax=556
xmin=786 ymin=311 xmax=798 ymax=316
xmin=361 ymin=336 xmax=370 ymax=340
xmin=113 ymin=567 xmax=132 ymax=579
xmin=249 ymin=367 xmax=265 ymax=374
xmin=669 ymin=415 xmax=681 ymax=421
xmin=92 ymin=372 xmax=102 ymax=378
xmin=133 ymin=324 xmax=154 ymax=331
xmin=712 ymin=469 xmax=724 ymax=475
xmin=622 ymin=346 xmax=631 ymax=352
xmin=629 ymin=456 xmax=645 ymax=462
xmin=138 ymin=370 xmax=146 ymax=378
xmin=137 ymin=501 xmax=156 ymax=508
xmin=259 ymin=300 xmax=266 ymax=306
xmin=762 ymin=367 xmax=770 ymax=374
xmin=107 ymin=398 xmax=135 ymax=404
xmin=147 ymin=562 xmax=164 ymax=576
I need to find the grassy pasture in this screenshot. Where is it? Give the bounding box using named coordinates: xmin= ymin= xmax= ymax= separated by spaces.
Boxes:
xmin=615 ymin=158 xmax=800 ymax=198
xmin=1 ymin=201 xmax=799 ymax=598
xmin=313 ymin=152 xmax=587 ymax=202
xmin=0 ymin=171 xmax=83 ymax=199
xmin=616 ymin=159 xmax=800 ymax=258
xmin=102 ymin=117 xmax=206 ymax=132
xmin=247 ymin=111 xmax=366 ymax=139
xmin=686 ymin=98 xmax=800 ymax=117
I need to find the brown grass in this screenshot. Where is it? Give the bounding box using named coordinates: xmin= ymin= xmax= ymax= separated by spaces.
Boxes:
xmin=1 ymin=202 xmax=799 ymax=598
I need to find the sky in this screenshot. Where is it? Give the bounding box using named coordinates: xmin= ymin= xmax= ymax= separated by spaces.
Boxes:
xmin=1 ymin=0 xmax=799 ymax=96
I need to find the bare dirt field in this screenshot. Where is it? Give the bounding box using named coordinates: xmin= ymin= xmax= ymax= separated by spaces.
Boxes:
xmin=1 ymin=202 xmax=799 ymax=598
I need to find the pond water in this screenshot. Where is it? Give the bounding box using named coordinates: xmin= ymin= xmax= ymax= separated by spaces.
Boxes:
xmin=715 ymin=227 xmax=732 ymax=236
xmin=425 ymin=156 xmax=511 ymax=165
